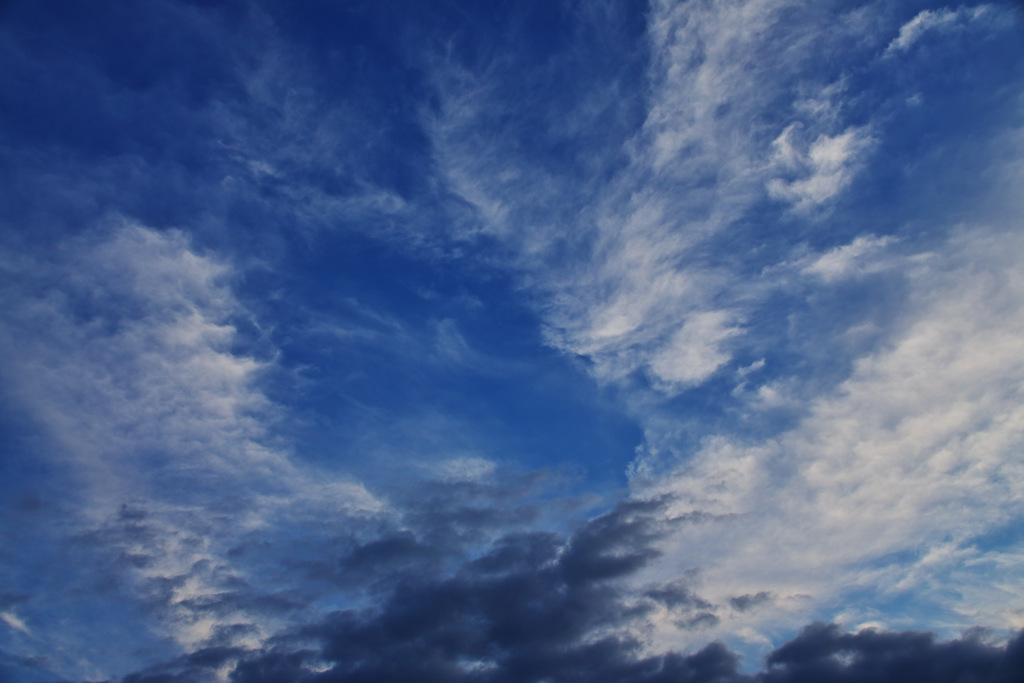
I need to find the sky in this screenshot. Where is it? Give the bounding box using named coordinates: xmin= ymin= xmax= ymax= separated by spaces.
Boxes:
xmin=1 ymin=1 xmax=1024 ymax=681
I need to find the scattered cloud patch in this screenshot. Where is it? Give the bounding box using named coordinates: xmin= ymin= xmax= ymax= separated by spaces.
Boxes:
xmin=768 ymin=126 xmax=875 ymax=212
xmin=885 ymin=4 xmax=1015 ymax=55
xmin=649 ymin=311 xmax=743 ymax=391
xmin=801 ymin=235 xmax=896 ymax=282
xmin=0 ymin=612 xmax=29 ymax=635
xmin=639 ymin=223 xmax=1024 ymax=648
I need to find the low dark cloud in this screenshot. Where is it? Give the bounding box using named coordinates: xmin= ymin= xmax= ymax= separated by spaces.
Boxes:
xmin=676 ymin=612 xmax=721 ymax=632
xmin=761 ymin=622 xmax=1024 ymax=683
xmin=96 ymin=619 xmax=1024 ymax=683
xmin=101 ymin=620 xmax=1024 ymax=683
xmin=729 ymin=592 xmax=774 ymax=613
xmin=69 ymin=491 xmax=1024 ymax=683
xmin=645 ymin=577 xmax=712 ymax=611
xmin=297 ymin=498 xmax=671 ymax=683
xmin=643 ymin=575 xmax=721 ymax=633
xmin=319 ymin=473 xmax=579 ymax=592
xmin=65 ymin=496 xmax=672 ymax=683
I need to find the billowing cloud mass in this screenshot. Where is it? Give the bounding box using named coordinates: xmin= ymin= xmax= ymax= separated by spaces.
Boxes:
xmin=1 ymin=1 xmax=1023 ymax=682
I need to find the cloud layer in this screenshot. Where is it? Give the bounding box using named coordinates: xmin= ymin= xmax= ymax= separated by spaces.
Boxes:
xmin=1 ymin=1 xmax=1023 ymax=681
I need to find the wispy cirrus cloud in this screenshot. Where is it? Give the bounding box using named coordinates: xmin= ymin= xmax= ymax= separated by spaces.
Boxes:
xmin=60 ymin=492 xmax=1024 ymax=683
xmin=427 ymin=0 xmax=891 ymax=396
xmin=0 ymin=221 xmax=381 ymax=676
xmin=424 ymin=0 xmax=1024 ymax=659
xmin=638 ymin=217 xmax=1024 ymax=647
xmin=885 ymin=3 xmax=1016 ymax=55
xmin=799 ymin=235 xmax=896 ymax=282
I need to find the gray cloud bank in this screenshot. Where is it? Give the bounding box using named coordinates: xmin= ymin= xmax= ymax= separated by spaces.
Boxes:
xmin=83 ymin=531 xmax=1024 ymax=683
xmin=21 ymin=491 xmax=1018 ymax=683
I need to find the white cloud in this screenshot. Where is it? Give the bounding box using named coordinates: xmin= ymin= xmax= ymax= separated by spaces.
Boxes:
xmin=801 ymin=234 xmax=896 ymax=281
xmin=0 ymin=221 xmax=383 ymax=671
xmin=768 ymin=126 xmax=875 ymax=212
xmin=649 ymin=311 xmax=742 ymax=390
xmin=0 ymin=223 xmax=265 ymax=491
xmin=2 ymin=222 xmax=378 ymax=504
xmin=422 ymin=1 xmax=1024 ymax=654
xmin=1 ymin=611 xmax=30 ymax=634
xmin=634 ymin=222 xmax=1024 ymax=648
xmin=738 ymin=359 xmax=766 ymax=377
xmin=428 ymin=1 xmax=883 ymax=397
xmin=431 ymin=456 xmax=498 ymax=482
xmin=885 ymin=4 xmax=1012 ymax=55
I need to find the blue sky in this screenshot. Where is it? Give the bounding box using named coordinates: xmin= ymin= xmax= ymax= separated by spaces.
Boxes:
xmin=1 ymin=1 xmax=1024 ymax=681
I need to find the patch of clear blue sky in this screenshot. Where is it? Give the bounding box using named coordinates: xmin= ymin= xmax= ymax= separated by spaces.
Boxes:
xmin=252 ymin=228 xmax=645 ymax=487
xmin=1 ymin=0 xmax=652 ymax=483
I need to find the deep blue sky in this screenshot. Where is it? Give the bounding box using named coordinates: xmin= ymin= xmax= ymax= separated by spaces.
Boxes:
xmin=2 ymin=2 xmax=1024 ymax=682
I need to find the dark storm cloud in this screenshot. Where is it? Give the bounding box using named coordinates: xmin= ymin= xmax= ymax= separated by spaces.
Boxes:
xmin=645 ymin=577 xmax=712 ymax=611
xmin=47 ymin=488 xmax=1024 ymax=683
xmin=400 ymin=476 xmax=555 ymax=548
xmin=760 ymin=622 xmax=1024 ymax=683
xmin=640 ymin=565 xmax=721 ymax=633
xmin=559 ymin=497 xmax=668 ymax=586
xmin=228 ymin=497 xmax=700 ymax=683
xmin=115 ymin=646 xmax=248 ymax=683
xmin=107 ymin=622 xmax=1024 ymax=683
xmin=677 ymin=612 xmax=721 ymax=632
xmin=338 ymin=531 xmax=431 ymax=575
xmin=98 ymin=496 xmax=675 ymax=683
xmin=168 ymin=580 xmax=310 ymax=622
xmin=729 ymin=592 xmax=773 ymax=613
xmin=324 ymin=473 xmax=574 ymax=591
